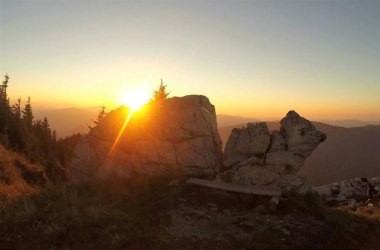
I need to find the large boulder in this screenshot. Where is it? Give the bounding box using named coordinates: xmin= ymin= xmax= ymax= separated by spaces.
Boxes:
xmin=220 ymin=111 xmax=326 ymax=193
xmin=72 ymin=95 xmax=223 ymax=180
xmin=280 ymin=110 xmax=326 ymax=158
xmin=223 ymin=122 xmax=270 ymax=167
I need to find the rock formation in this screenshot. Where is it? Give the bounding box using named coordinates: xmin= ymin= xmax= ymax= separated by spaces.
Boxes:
xmin=219 ymin=111 xmax=326 ymax=193
xmin=315 ymin=177 xmax=380 ymax=201
xmin=72 ymin=95 xmax=223 ymax=180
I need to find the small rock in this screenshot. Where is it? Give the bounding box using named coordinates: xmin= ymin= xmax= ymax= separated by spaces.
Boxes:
xmin=168 ymin=180 xmax=180 ymax=187
xmin=280 ymin=228 xmax=291 ymax=236
xmin=210 ymin=207 xmax=218 ymax=213
xmin=269 ymin=196 xmax=280 ymax=212
xmin=208 ymin=203 xmax=217 ymax=208
xmin=239 ymin=220 xmax=256 ymax=228
xmin=367 ymin=203 xmax=374 ymax=207
xmin=223 ymin=209 xmax=231 ymax=214
xmin=254 ymin=204 xmax=268 ymax=214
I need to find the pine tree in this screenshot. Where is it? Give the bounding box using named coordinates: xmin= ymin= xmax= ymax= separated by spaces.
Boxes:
xmin=0 ymin=74 xmax=10 ymax=138
xmin=0 ymin=74 xmax=70 ymax=183
xmin=89 ymin=106 xmax=107 ymax=131
xmin=152 ymin=79 xmax=170 ymax=102
xmin=22 ymin=97 xmax=34 ymax=129
xmin=8 ymin=98 xmax=24 ymax=150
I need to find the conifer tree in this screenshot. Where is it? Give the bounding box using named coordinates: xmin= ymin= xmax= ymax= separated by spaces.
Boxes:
xmin=0 ymin=74 xmax=10 ymax=137
xmin=152 ymin=79 xmax=170 ymax=102
xmin=8 ymin=98 xmax=24 ymax=150
xmin=89 ymin=106 xmax=107 ymax=131
xmin=22 ymin=97 xmax=34 ymax=128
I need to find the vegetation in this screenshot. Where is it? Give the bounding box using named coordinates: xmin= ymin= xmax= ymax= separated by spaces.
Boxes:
xmin=0 ymin=176 xmax=379 ymax=249
xmin=151 ymin=79 xmax=170 ymax=102
xmin=0 ymin=74 xmax=78 ymax=183
xmin=0 ymin=144 xmax=47 ymax=206
xmin=89 ymin=106 xmax=107 ymax=131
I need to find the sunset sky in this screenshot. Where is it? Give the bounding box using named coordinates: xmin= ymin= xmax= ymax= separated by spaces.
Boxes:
xmin=1 ymin=0 xmax=379 ymax=121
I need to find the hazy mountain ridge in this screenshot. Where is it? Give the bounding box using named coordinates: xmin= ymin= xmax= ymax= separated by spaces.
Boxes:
xmin=217 ymin=114 xmax=380 ymax=128
xmin=219 ymin=122 xmax=380 ymax=186
xmin=34 ymin=107 xmax=98 ymax=137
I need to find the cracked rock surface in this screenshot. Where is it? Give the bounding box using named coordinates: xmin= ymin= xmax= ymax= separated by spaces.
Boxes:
xmin=220 ymin=111 xmax=326 ymax=193
xmin=72 ymin=95 xmax=223 ymax=180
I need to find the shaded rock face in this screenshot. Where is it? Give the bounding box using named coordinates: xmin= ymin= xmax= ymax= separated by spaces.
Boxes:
xmin=72 ymin=95 xmax=223 ymax=180
xmin=220 ymin=111 xmax=326 ymax=193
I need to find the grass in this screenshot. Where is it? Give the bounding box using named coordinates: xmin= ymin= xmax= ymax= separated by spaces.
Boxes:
xmin=0 ymin=174 xmax=181 ymax=249
xmin=0 ymin=175 xmax=379 ymax=249
xmin=0 ymin=145 xmax=47 ymax=206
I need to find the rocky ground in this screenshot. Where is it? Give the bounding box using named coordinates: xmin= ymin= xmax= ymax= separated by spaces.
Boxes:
xmin=333 ymin=196 xmax=380 ymax=221
xmin=1 ymin=176 xmax=380 ymax=250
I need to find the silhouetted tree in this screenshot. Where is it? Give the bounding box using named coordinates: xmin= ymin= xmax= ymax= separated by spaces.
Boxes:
xmin=89 ymin=106 xmax=107 ymax=131
xmin=8 ymin=98 xmax=24 ymax=150
xmin=152 ymin=79 xmax=170 ymax=102
xmin=0 ymin=74 xmax=10 ymax=143
xmin=0 ymin=74 xmax=81 ymax=183
xmin=22 ymin=97 xmax=34 ymax=129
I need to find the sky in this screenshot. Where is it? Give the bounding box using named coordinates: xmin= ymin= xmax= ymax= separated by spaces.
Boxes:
xmin=1 ymin=0 xmax=379 ymax=121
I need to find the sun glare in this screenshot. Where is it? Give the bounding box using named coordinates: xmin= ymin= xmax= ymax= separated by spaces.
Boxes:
xmin=122 ymin=87 xmax=150 ymax=111
xmin=107 ymin=86 xmax=150 ymax=166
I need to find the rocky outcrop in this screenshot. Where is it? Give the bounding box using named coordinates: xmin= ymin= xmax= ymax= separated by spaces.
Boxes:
xmin=315 ymin=177 xmax=380 ymax=201
xmin=72 ymin=95 xmax=223 ymax=180
xmin=219 ymin=111 xmax=326 ymax=193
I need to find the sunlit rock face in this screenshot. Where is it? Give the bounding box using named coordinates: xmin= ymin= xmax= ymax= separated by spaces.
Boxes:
xmin=72 ymin=95 xmax=223 ymax=180
xmin=220 ymin=111 xmax=326 ymax=193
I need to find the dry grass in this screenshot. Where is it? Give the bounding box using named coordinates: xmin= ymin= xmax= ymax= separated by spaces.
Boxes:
xmin=0 ymin=145 xmax=47 ymax=206
xmin=0 ymin=175 xmax=379 ymax=250
xmin=355 ymin=206 xmax=380 ymax=220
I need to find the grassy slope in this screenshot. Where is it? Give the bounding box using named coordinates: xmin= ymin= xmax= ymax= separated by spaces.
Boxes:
xmin=0 ymin=145 xmax=48 ymax=206
xmin=0 ymin=176 xmax=379 ymax=250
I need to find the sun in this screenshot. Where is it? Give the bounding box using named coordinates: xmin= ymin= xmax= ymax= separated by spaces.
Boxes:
xmin=122 ymin=87 xmax=150 ymax=111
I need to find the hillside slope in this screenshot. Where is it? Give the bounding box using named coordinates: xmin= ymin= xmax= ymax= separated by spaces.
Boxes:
xmin=219 ymin=123 xmax=380 ymax=186
xmin=1 ymin=178 xmax=379 ymax=249
xmin=0 ymin=145 xmax=48 ymax=204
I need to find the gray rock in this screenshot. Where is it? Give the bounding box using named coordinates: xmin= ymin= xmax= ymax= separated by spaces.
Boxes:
xmin=223 ymin=128 xmax=251 ymax=167
xmin=265 ymin=151 xmax=304 ymax=172
xmin=72 ymin=95 xmax=223 ymax=180
xmin=233 ymin=166 xmax=280 ymax=186
xmin=268 ymin=196 xmax=280 ymax=212
xmin=280 ymin=110 xmax=326 ymax=158
xmin=267 ymin=130 xmax=286 ymax=153
xmin=224 ymin=123 xmax=270 ymax=168
xmin=315 ymin=177 xmax=380 ymax=201
xmin=219 ymin=110 xmax=325 ymax=194
xmin=247 ymin=122 xmax=271 ymax=156
xmin=234 ymin=156 xmax=262 ymax=168
xmin=168 ymin=180 xmax=180 ymax=187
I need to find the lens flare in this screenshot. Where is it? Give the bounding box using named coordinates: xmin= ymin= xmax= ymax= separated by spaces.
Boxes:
xmin=122 ymin=87 xmax=150 ymax=112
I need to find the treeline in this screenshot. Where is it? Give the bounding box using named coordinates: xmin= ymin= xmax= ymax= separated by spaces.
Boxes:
xmin=0 ymin=74 xmax=80 ymax=183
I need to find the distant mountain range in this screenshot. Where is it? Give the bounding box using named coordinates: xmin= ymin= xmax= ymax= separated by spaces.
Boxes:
xmin=34 ymin=107 xmax=98 ymax=138
xmin=218 ymin=121 xmax=380 ymax=186
xmin=217 ymin=114 xmax=380 ymax=128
